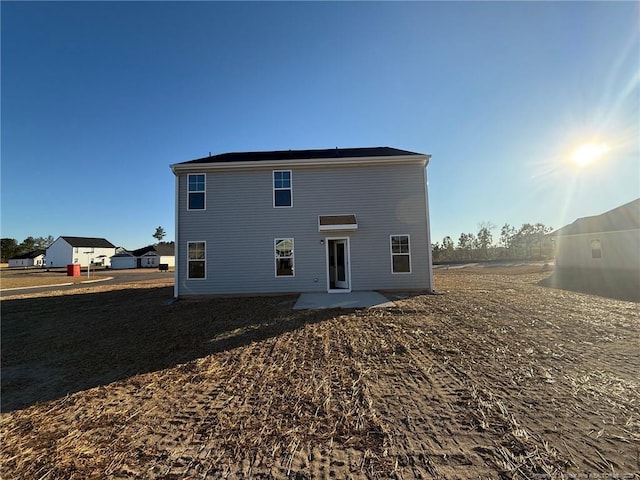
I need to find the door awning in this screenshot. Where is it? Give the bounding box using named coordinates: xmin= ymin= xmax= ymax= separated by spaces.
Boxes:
xmin=318 ymin=215 xmax=358 ymax=232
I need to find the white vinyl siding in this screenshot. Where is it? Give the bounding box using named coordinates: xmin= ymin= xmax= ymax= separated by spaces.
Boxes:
xmin=175 ymin=162 xmax=431 ymax=295
xmin=390 ymin=235 xmax=411 ymax=274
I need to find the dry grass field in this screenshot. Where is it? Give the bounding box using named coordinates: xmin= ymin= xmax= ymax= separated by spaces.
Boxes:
xmin=1 ymin=268 xmax=638 ymax=479
xmin=0 ymin=267 xmax=99 ymax=289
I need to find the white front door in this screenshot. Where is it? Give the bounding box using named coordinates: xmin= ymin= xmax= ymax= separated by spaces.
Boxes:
xmin=327 ymin=238 xmax=350 ymax=292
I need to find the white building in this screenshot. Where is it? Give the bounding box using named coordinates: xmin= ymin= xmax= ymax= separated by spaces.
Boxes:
xmin=134 ymin=244 xmax=175 ymax=268
xmin=552 ymin=198 xmax=639 ymax=300
xmin=110 ymin=251 xmax=137 ymax=270
xmin=46 ymin=236 xmax=117 ymax=268
xmin=109 ymin=244 xmax=175 ymax=269
xmin=553 ymin=198 xmax=639 ymax=272
xmin=8 ymin=250 xmax=46 ymax=268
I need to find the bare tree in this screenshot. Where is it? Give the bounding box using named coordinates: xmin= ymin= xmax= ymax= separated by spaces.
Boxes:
xmin=442 ymin=236 xmax=454 ymax=260
xmin=458 ymin=233 xmax=476 ymax=260
xmin=500 ymin=223 xmax=516 ymax=257
xmin=477 ymin=221 xmax=495 ymax=258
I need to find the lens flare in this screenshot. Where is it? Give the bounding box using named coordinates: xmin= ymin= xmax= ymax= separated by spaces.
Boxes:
xmin=571 ymin=142 xmax=610 ymax=167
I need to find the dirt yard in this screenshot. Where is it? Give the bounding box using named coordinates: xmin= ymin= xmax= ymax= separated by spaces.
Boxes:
xmin=1 ymin=269 xmax=638 ymax=479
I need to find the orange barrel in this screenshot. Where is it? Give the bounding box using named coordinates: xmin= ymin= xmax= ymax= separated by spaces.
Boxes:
xmin=67 ymin=264 xmax=81 ymax=277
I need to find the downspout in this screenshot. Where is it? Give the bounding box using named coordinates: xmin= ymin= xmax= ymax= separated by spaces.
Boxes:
xmin=423 ymin=157 xmax=435 ymax=293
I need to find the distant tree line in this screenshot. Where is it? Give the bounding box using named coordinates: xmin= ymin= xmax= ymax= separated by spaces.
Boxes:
xmin=1 ymin=236 xmax=55 ymax=263
xmin=432 ymin=222 xmax=554 ymax=263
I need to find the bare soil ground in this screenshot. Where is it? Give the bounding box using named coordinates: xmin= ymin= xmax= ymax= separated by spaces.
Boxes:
xmin=1 ymin=269 xmax=639 ymax=479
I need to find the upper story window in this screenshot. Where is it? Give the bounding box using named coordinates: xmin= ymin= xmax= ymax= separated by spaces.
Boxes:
xmin=273 ymin=170 xmax=292 ymax=208
xmin=590 ymin=239 xmax=602 ymax=259
xmin=188 ymin=174 xmax=205 ymax=210
xmin=390 ymin=235 xmax=412 ymax=274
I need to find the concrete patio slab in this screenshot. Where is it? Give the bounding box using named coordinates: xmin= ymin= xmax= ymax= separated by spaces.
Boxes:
xmin=293 ymin=291 xmax=395 ymax=310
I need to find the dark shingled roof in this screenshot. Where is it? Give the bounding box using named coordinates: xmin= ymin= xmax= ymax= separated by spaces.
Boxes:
xmin=131 ymin=245 xmax=156 ymax=257
xmin=154 ymin=243 xmax=175 ymax=256
xmin=61 ymin=236 xmax=116 ymax=248
xmin=178 ymin=147 xmax=423 ymax=165
xmin=9 ymin=249 xmax=46 ymax=260
xmin=552 ymin=198 xmax=640 ymax=236
xmin=132 ymin=244 xmax=175 ymax=257
xmin=111 ymin=251 xmax=135 ymax=258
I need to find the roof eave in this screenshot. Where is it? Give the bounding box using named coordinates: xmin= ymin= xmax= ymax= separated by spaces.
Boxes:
xmin=552 ymin=227 xmax=640 ymax=237
xmin=171 ymin=153 xmax=430 ymax=174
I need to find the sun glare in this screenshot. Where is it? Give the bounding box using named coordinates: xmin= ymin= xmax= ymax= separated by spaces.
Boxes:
xmin=571 ymin=142 xmax=610 ymax=167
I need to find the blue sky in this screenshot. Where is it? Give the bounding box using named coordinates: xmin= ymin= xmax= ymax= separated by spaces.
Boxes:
xmin=2 ymin=1 xmax=638 ymax=249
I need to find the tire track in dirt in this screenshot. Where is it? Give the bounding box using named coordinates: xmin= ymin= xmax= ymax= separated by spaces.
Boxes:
xmin=346 ymin=313 xmax=498 ymax=479
xmin=408 ymin=272 xmax=640 ymax=476
xmin=100 ymin=317 xmax=392 ymax=479
xmin=2 ymin=270 xmax=638 ymax=479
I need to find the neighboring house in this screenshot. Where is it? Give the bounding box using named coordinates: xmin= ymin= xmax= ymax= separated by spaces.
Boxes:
xmin=110 ymin=251 xmax=137 ymax=270
xmin=551 ymin=198 xmax=640 ymax=299
xmin=46 ymin=236 xmax=117 ymax=267
xmin=133 ymin=244 xmax=175 ymax=268
xmin=8 ymin=249 xmax=46 ymax=268
xmin=110 ymin=244 xmax=176 ymax=269
xmin=170 ymin=147 xmax=434 ymax=297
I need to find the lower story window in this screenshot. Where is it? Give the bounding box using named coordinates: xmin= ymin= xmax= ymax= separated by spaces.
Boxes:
xmin=391 ymin=235 xmax=411 ymax=273
xmin=275 ymin=238 xmax=294 ymax=276
xmin=590 ymin=239 xmax=602 ymax=259
xmin=188 ymin=242 xmax=206 ymax=279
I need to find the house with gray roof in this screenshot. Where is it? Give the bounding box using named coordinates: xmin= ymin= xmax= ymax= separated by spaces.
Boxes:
xmin=110 ymin=244 xmax=175 ymax=269
xmin=110 ymin=250 xmax=137 ymax=270
xmin=551 ymin=198 xmax=639 ymax=300
xmin=46 ymin=236 xmax=117 ymax=268
xmin=170 ymin=146 xmax=434 ymax=297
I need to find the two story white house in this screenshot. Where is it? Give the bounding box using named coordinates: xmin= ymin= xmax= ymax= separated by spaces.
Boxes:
xmin=171 ymin=147 xmax=434 ymax=297
xmin=46 ymin=236 xmax=117 ymax=268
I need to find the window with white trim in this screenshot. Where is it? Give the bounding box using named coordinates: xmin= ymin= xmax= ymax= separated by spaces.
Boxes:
xmin=188 ymin=174 xmax=205 ymax=210
xmin=273 ymin=170 xmax=292 ymax=207
xmin=391 ymin=235 xmax=411 ymax=273
xmin=590 ymin=239 xmax=602 ymax=259
xmin=188 ymin=242 xmax=206 ymax=279
xmin=275 ymin=238 xmax=294 ymax=276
